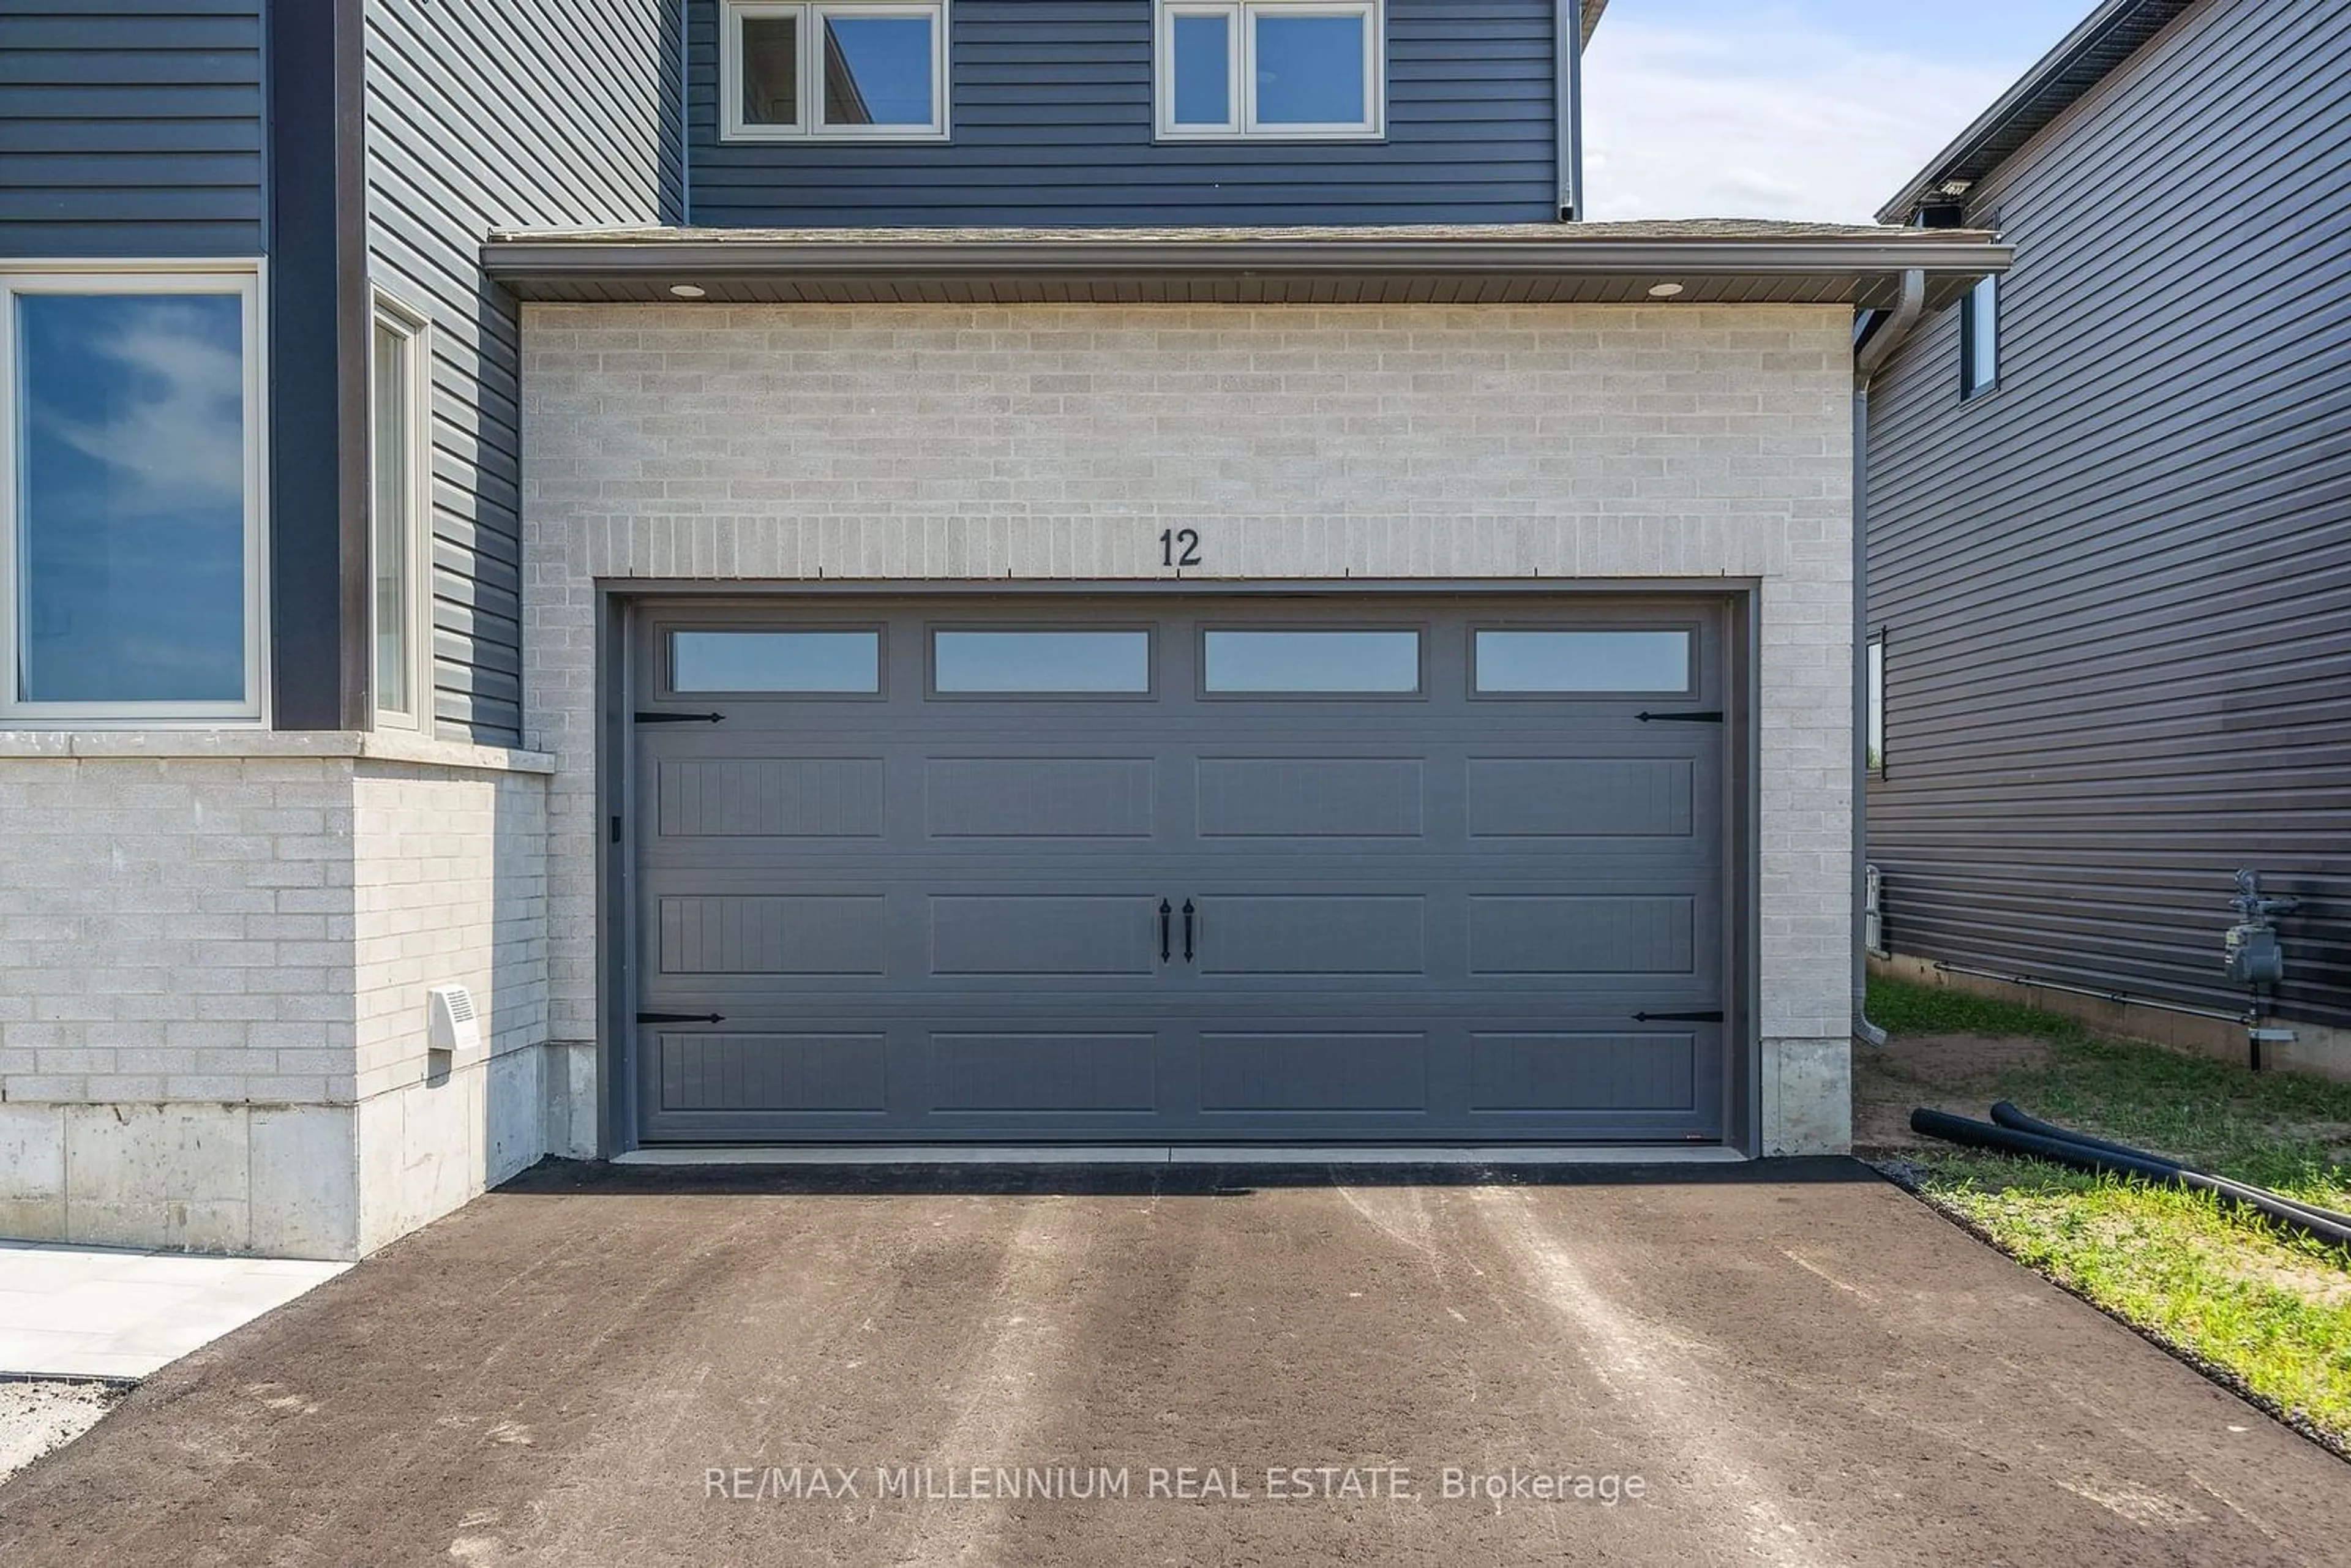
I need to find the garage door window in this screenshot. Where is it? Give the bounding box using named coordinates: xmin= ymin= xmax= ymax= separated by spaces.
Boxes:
xmin=932 ymin=629 xmax=1152 ymax=694
xmin=1474 ymin=630 xmax=1692 ymax=695
xmin=1202 ymin=629 xmax=1420 ymax=694
xmin=671 ymin=629 xmax=880 ymax=692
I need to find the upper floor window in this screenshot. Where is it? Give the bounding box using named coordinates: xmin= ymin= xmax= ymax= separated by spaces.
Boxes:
xmin=1865 ymin=634 xmax=1886 ymax=775
xmin=722 ymin=0 xmax=950 ymax=141
xmin=1157 ymin=1 xmax=1384 ymax=140
xmin=0 ymin=266 xmax=264 ymax=725
xmin=1960 ymin=274 xmax=1999 ymax=399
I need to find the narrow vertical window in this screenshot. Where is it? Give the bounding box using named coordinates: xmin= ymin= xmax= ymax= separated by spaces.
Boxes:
xmin=1865 ymin=636 xmax=1886 ymax=775
xmin=738 ymin=10 xmax=803 ymax=127
xmin=1168 ymin=10 xmax=1237 ymax=130
xmin=0 ymin=269 xmax=264 ymax=722
xmin=1960 ymin=275 xmax=2000 ymax=399
xmin=370 ymin=302 xmax=429 ymax=729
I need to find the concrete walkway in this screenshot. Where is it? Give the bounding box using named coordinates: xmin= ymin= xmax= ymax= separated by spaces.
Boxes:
xmin=0 ymin=1159 xmax=2341 ymax=1566
xmin=0 ymin=1240 xmax=345 ymax=1381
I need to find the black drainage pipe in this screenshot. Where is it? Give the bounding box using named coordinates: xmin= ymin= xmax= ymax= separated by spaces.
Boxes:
xmin=1908 ymin=1108 xmax=2351 ymax=1251
xmin=1987 ymin=1101 xmax=2351 ymax=1233
xmin=1985 ymin=1101 xmax=2172 ymax=1163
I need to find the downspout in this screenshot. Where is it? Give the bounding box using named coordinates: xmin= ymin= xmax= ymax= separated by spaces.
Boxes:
xmin=1849 ymin=268 xmax=1927 ymax=1048
xmin=1558 ymin=1 xmax=1584 ymax=219
xmin=677 ymin=0 xmax=694 ymax=220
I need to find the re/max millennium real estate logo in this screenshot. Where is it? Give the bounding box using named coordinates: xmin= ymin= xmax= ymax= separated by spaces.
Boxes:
xmin=703 ymin=1463 xmax=1651 ymax=1507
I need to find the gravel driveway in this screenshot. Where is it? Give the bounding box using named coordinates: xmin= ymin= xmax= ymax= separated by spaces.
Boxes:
xmin=0 ymin=1158 xmax=2341 ymax=1566
xmin=0 ymin=1382 xmax=118 ymax=1487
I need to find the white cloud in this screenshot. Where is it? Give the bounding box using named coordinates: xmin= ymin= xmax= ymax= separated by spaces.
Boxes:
xmin=1582 ymin=20 xmax=2017 ymax=222
xmin=49 ymin=301 xmax=246 ymax=514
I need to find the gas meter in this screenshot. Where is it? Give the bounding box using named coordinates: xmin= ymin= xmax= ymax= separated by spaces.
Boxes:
xmin=2223 ymin=869 xmax=2300 ymax=986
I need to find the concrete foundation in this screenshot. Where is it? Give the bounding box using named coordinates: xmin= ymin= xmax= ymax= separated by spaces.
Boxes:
xmin=0 ymin=733 xmax=555 ymax=1259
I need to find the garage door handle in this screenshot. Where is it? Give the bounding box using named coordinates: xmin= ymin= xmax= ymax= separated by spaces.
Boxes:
xmin=634 ymin=711 xmax=725 ymax=724
xmin=1159 ymin=900 xmax=1172 ymax=964
xmin=1634 ymin=1010 xmax=1724 ymax=1024
xmin=1635 ymin=710 xmax=1723 ymax=724
xmin=637 ymin=1011 xmax=726 ymax=1025
xmin=1183 ymin=900 xmax=1196 ymax=963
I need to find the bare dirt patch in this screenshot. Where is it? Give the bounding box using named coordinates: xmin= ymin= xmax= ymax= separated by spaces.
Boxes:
xmin=2271 ymin=1119 xmax=2351 ymax=1168
xmin=1853 ymin=1032 xmax=2053 ymax=1152
xmin=2230 ymin=1248 xmax=2351 ymax=1309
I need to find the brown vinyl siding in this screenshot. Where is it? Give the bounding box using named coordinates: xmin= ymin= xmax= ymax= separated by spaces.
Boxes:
xmin=1865 ymin=0 xmax=2351 ymax=1026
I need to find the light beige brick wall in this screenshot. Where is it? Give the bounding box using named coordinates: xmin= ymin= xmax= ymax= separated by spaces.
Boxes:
xmin=353 ymin=764 xmax=549 ymax=1095
xmin=522 ymin=302 xmax=1859 ymax=1153
xmin=0 ymin=738 xmax=552 ymax=1256
xmin=351 ymin=763 xmax=552 ymax=1252
xmin=0 ymin=754 xmax=359 ymax=1109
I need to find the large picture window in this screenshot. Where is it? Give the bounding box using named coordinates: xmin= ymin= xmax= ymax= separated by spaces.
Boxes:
xmin=0 ymin=267 xmax=264 ymax=723
xmin=1157 ymin=0 xmax=1382 ymax=139
xmin=722 ymin=0 xmax=950 ymax=140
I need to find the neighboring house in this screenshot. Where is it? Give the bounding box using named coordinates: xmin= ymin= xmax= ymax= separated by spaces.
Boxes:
xmin=0 ymin=1 xmax=2003 ymax=1259
xmin=1863 ymin=0 xmax=2350 ymax=1071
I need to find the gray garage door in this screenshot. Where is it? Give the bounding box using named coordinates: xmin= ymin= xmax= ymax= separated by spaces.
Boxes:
xmin=628 ymin=596 xmax=1732 ymax=1145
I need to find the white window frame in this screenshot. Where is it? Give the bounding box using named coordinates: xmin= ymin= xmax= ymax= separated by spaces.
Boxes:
xmin=721 ymin=0 xmax=951 ymax=142
xmin=1155 ymin=0 xmax=1384 ymax=141
xmin=369 ymin=293 xmax=433 ymax=732
xmin=1157 ymin=3 xmax=1244 ymax=135
xmin=1960 ymin=274 xmax=2000 ymax=400
xmin=1865 ymin=634 xmax=1887 ymax=775
xmin=0 ymin=261 xmax=268 ymax=727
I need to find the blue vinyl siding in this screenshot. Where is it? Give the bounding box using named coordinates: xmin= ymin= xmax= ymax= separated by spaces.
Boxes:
xmin=0 ymin=3 xmax=265 ymax=257
xmin=688 ymin=0 xmax=1562 ymax=225
xmin=364 ymin=0 xmax=684 ymax=745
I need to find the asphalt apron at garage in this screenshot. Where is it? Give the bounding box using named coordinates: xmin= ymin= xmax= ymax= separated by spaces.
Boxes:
xmin=1 ymin=1160 xmax=2341 ymax=1567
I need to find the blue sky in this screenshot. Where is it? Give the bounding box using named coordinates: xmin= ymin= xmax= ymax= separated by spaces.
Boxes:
xmin=1583 ymin=1 xmax=2088 ymax=220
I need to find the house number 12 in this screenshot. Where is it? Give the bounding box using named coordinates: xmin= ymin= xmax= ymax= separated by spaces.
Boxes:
xmin=1160 ymin=528 xmax=1203 ymax=568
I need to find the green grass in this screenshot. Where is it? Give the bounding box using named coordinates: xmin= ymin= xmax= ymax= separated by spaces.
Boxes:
xmin=1865 ymin=975 xmax=2091 ymax=1043
xmin=1864 ymin=976 xmax=2351 ymax=1449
